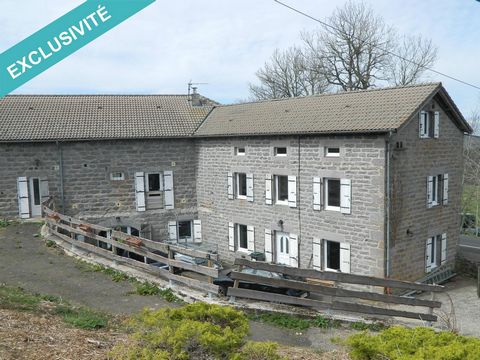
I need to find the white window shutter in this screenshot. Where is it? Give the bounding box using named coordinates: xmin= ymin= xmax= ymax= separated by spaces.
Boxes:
xmin=443 ymin=173 xmax=449 ymax=205
xmin=434 ymin=111 xmax=440 ymax=138
xmin=265 ymin=174 xmax=272 ymax=205
xmin=168 ymin=221 xmax=177 ymax=241
xmin=135 ymin=172 xmax=146 ymax=212
xmin=193 ymin=220 xmax=202 ymax=243
xmin=227 ymin=172 xmax=234 ymax=200
xmin=425 ymin=237 xmax=433 ymax=273
xmin=427 ymin=176 xmax=433 ymax=208
xmin=419 ymin=111 xmax=425 ymax=138
xmin=340 ymin=179 xmax=352 ymax=214
xmin=441 ymin=233 xmax=447 ymax=265
xmin=164 ymin=171 xmax=174 ymax=209
xmin=313 ymin=177 xmax=321 ymax=211
xmin=228 ymin=222 xmax=235 ymax=251
xmin=312 ymin=238 xmax=321 ymax=270
xmin=289 ymin=233 xmax=299 ymax=267
xmin=264 ymin=229 xmax=273 ymax=262
xmin=288 ymin=175 xmax=297 ymax=208
xmin=247 ymin=225 xmax=255 ymax=252
xmin=40 ymin=178 xmax=49 ymax=204
xmin=340 ymin=242 xmax=351 ymax=273
xmin=246 ymin=174 xmax=254 ymax=202
xmin=17 ymin=177 xmax=30 ymax=219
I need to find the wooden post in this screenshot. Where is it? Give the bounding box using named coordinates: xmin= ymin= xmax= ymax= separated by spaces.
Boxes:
xmin=427 ymin=291 xmax=435 ymax=327
xmin=168 ymin=246 xmax=174 ymax=287
xmin=230 ymin=264 xmax=243 ymax=303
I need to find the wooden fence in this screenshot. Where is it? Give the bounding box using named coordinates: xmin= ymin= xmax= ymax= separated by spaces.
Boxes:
xmin=228 ymin=258 xmax=443 ymax=322
xmin=42 ymin=205 xmax=219 ymax=295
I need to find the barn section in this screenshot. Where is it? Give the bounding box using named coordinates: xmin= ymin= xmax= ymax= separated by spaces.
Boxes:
xmin=0 ymin=94 xmax=215 ymax=241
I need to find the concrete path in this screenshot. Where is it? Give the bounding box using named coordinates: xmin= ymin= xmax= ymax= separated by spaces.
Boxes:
xmin=0 ymin=223 xmax=345 ymax=350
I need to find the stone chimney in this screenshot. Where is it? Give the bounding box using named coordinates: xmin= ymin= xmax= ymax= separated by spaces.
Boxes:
xmin=191 ymin=87 xmax=202 ymax=107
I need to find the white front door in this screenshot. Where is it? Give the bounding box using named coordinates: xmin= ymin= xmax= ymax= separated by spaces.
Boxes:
xmin=275 ymin=231 xmax=290 ymax=265
xmin=28 ymin=178 xmax=42 ymax=217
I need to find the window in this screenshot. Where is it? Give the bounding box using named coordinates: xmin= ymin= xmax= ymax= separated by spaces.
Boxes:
xmin=427 ymin=174 xmax=448 ymax=208
xmin=419 ymin=111 xmax=439 ymax=139
xmin=274 ymin=147 xmax=287 ymax=156
xmin=324 ymin=240 xmax=340 ymax=271
xmin=325 ymin=178 xmax=341 ymax=211
xmin=178 ymin=220 xmax=192 ymax=241
xmin=235 ymin=147 xmax=246 ymax=156
xmin=236 ymin=173 xmax=247 ymax=199
xmin=229 ymin=223 xmax=253 ymax=252
xmin=274 ymin=175 xmax=289 ymax=205
xmin=145 ymin=173 xmax=163 ymax=209
xmin=236 ymin=224 xmax=248 ymax=251
xmin=425 ymin=234 xmax=446 ymax=272
xmin=325 ymin=147 xmax=340 ymax=157
xmin=110 ymin=172 xmax=125 ymax=181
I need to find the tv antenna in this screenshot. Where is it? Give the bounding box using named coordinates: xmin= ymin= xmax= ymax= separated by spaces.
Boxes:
xmin=188 ymin=80 xmax=208 ymax=97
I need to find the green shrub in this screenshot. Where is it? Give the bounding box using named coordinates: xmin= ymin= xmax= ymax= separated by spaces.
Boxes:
xmin=111 ymin=303 xmax=254 ymax=359
xmin=232 ymin=341 xmax=285 ymax=360
xmin=133 ymin=281 xmax=162 ymax=296
xmin=347 ymin=326 xmax=480 ymax=360
xmin=0 ymin=219 xmax=10 ymax=228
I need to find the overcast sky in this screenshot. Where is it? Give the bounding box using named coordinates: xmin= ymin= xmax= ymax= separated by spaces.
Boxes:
xmin=1 ymin=0 xmax=480 ymax=119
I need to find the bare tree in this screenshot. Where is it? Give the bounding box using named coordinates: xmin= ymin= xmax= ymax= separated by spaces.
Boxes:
xmin=384 ymin=35 xmax=437 ymax=86
xmin=250 ymin=1 xmax=438 ymax=99
xmin=249 ymin=47 xmax=329 ymax=100
xmin=303 ymin=1 xmax=394 ymax=91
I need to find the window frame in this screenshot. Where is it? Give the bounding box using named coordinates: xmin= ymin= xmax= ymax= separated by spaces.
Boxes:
xmin=325 ymin=147 xmax=340 ymax=157
xmin=236 ymin=223 xmax=249 ymax=252
xmin=145 ymin=173 xmax=163 ymax=194
xmin=427 ymin=235 xmax=442 ymax=270
xmin=324 ymin=178 xmax=341 ymax=212
xmin=236 ymin=172 xmax=247 ymax=199
xmin=235 ymin=147 xmax=246 ymax=156
xmin=110 ymin=172 xmax=125 ymax=181
xmin=324 ymin=239 xmax=341 ymax=272
xmin=274 ymin=147 xmax=288 ymax=157
xmin=177 ymin=220 xmax=193 ymax=242
xmin=274 ymin=175 xmax=289 ymax=205
xmin=430 ymin=174 xmax=443 ymax=207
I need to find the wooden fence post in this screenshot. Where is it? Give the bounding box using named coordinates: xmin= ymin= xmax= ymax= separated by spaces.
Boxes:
xmin=168 ymin=246 xmax=174 ymax=287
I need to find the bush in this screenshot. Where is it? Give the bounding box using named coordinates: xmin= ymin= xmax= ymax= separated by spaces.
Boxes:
xmin=347 ymin=326 xmax=480 ymax=360
xmin=232 ymin=341 xmax=284 ymax=360
xmin=110 ymin=303 xmax=283 ymax=360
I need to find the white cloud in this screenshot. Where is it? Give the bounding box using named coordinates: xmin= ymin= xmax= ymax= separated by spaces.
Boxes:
xmin=1 ymin=0 xmax=479 ymax=117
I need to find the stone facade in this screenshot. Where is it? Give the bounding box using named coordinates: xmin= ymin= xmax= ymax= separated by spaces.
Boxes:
xmin=0 ymin=139 xmax=198 ymax=240
xmin=389 ymin=99 xmax=465 ymax=280
xmin=195 ymin=135 xmax=386 ymax=277
xmin=0 ymin=97 xmax=467 ymax=281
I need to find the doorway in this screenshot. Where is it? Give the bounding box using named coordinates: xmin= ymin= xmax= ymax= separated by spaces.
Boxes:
xmin=28 ymin=178 xmax=42 ymax=217
xmin=275 ymin=231 xmax=290 ymax=265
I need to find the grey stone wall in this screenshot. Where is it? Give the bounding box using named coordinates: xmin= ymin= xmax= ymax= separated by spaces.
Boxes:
xmin=389 ymin=98 xmax=465 ymax=280
xmin=0 ymin=139 xmax=197 ymax=240
xmin=195 ymin=135 xmax=386 ymax=277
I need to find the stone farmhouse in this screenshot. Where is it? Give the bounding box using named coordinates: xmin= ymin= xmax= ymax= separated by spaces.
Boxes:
xmin=0 ymin=83 xmax=472 ymax=281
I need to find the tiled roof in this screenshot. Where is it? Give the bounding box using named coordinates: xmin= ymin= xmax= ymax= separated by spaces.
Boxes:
xmin=195 ymin=83 xmax=472 ymax=136
xmin=0 ymin=95 xmax=214 ymax=141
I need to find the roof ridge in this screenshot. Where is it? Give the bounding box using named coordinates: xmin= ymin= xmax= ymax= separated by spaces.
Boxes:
xmin=217 ymin=82 xmax=442 ymax=108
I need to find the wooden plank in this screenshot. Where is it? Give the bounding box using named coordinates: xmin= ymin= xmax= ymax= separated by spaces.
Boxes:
xmin=43 ymin=206 xmax=217 ymax=260
xmin=234 ymin=258 xmax=443 ymax=293
xmin=49 ymin=229 xmax=219 ymax=294
xmin=227 ymin=288 xmax=437 ymax=322
xmin=230 ymin=272 xmax=441 ymax=308
xmin=48 ymin=220 xmax=218 ymax=277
